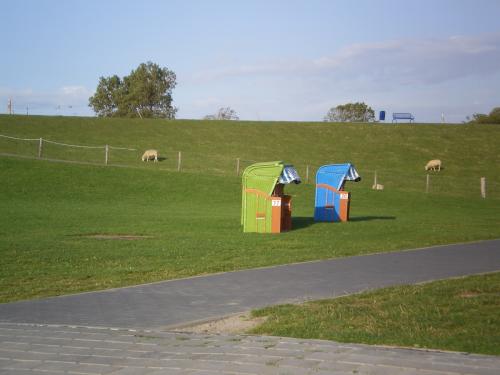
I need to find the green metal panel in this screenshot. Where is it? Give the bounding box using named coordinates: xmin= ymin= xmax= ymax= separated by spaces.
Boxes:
xmin=241 ymin=161 xmax=284 ymax=233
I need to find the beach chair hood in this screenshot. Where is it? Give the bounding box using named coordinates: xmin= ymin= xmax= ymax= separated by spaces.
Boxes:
xmin=316 ymin=163 xmax=361 ymax=191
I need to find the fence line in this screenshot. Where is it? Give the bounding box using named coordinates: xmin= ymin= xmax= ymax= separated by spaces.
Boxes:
xmin=0 ymin=134 xmax=137 ymax=151
xmin=1 ymin=133 xmax=137 ymax=165
xmin=1 ymin=133 xmax=497 ymax=198
xmin=43 ymin=138 xmax=136 ymax=150
xmin=0 ymin=133 xmax=495 ymax=177
xmin=108 ymin=145 xmax=137 ymax=151
xmin=0 ymin=134 xmax=39 ymax=142
xmin=42 ymin=139 xmax=103 ymax=149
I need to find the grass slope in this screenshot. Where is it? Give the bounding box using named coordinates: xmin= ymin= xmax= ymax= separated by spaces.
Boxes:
xmin=0 ymin=115 xmax=499 ymax=302
xmin=1 ymin=115 xmax=499 ymax=198
xmin=250 ymin=272 xmax=500 ymax=356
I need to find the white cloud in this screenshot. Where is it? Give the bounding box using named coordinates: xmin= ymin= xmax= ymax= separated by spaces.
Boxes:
xmin=0 ymin=85 xmax=93 ymax=115
xmin=59 ymin=86 xmax=91 ymax=98
xmin=192 ymin=96 xmax=223 ymax=109
xmin=190 ymin=32 xmax=500 ymax=88
xmin=179 ymin=32 xmax=500 ymax=122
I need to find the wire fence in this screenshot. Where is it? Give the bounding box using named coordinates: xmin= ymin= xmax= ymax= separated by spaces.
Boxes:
xmin=0 ymin=134 xmax=136 ymax=165
xmin=1 ymin=133 xmax=498 ymax=199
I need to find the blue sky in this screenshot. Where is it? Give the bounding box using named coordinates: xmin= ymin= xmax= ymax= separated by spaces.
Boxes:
xmin=1 ymin=0 xmax=500 ymax=122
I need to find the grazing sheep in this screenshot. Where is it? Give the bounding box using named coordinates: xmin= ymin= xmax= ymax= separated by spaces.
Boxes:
xmin=142 ymin=149 xmax=158 ymax=162
xmin=425 ymin=159 xmax=441 ymax=171
xmin=372 ymin=183 xmax=384 ymax=190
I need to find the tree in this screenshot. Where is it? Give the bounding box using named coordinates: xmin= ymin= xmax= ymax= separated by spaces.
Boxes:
xmin=469 ymin=107 xmax=500 ymax=124
xmin=324 ymin=102 xmax=375 ymax=122
xmin=203 ymin=107 xmax=239 ymax=120
xmin=490 ymin=107 xmax=500 ymax=123
xmin=88 ymin=75 xmax=124 ymax=117
xmin=89 ymin=62 xmax=177 ymax=119
xmin=471 ymin=113 xmax=489 ymax=123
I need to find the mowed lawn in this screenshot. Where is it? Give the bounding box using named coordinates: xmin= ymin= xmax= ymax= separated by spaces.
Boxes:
xmin=250 ymin=272 xmax=500 ymax=356
xmin=1 ymin=155 xmax=499 ymax=302
xmin=1 ymin=116 xmax=499 ymax=302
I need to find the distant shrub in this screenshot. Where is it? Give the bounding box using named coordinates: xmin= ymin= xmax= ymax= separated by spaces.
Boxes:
xmin=203 ymin=107 xmax=239 ymax=120
xmin=324 ymin=102 xmax=375 ymax=122
xmin=469 ymin=107 xmax=500 ymax=124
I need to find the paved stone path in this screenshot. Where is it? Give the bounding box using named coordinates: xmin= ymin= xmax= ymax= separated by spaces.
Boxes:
xmin=1 ymin=323 xmax=499 ymax=375
xmin=1 ymin=239 xmax=499 ymax=374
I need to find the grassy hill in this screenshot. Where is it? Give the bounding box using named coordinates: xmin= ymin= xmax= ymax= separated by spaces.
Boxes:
xmin=1 ymin=115 xmax=499 ymax=302
xmin=1 ymin=115 xmax=499 ymax=197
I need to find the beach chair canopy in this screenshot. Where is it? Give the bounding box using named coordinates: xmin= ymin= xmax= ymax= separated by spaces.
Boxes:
xmin=241 ymin=161 xmax=301 ymax=228
xmin=316 ymin=163 xmax=361 ymax=191
xmin=278 ymin=165 xmax=301 ymax=184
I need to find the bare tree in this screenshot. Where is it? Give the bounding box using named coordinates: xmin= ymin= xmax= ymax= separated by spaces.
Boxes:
xmin=204 ymin=107 xmax=239 ymax=120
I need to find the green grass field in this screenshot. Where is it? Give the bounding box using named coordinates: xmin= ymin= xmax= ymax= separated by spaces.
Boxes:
xmin=250 ymin=272 xmax=500 ymax=356
xmin=1 ymin=115 xmax=499 ymax=198
xmin=1 ymin=115 xmax=499 ymax=302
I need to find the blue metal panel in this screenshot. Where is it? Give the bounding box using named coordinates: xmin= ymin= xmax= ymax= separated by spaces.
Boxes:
xmin=316 ymin=164 xmax=354 ymax=189
xmin=314 ymin=186 xmax=341 ymax=222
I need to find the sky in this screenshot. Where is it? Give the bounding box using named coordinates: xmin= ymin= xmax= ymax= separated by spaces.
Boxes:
xmin=1 ymin=0 xmax=500 ymax=123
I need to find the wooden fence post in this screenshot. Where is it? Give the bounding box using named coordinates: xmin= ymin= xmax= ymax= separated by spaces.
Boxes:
xmin=105 ymin=145 xmax=109 ymax=165
xmin=236 ymin=158 xmax=240 ymax=176
xmin=177 ymin=151 xmax=182 ymax=171
xmin=426 ymin=174 xmax=430 ymax=193
xmin=481 ymin=177 xmax=486 ymax=199
xmin=38 ymin=138 xmax=43 ymax=158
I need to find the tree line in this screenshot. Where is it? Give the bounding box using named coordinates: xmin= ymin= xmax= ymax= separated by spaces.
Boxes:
xmin=88 ymin=61 xmax=376 ymax=122
xmin=88 ymin=62 xmax=499 ymax=124
xmin=467 ymin=108 xmax=500 ymax=124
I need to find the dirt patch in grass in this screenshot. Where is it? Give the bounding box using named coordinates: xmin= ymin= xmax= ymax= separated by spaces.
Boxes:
xmin=82 ymin=234 xmax=153 ymax=240
xmin=457 ymin=291 xmax=500 ymax=298
xmin=173 ymin=312 xmax=267 ymax=334
xmin=458 ymin=291 xmax=482 ymax=298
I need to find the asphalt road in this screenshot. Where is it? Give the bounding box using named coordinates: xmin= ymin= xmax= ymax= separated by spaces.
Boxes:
xmin=1 ymin=239 xmax=499 ymax=330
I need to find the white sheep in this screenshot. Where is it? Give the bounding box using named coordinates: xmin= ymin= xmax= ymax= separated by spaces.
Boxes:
xmin=142 ymin=149 xmax=158 ymax=162
xmin=425 ymin=159 xmax=441 ymax=171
